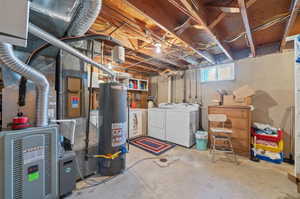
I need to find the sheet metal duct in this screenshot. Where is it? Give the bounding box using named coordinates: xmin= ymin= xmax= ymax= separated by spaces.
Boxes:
xmin=0 ymin=0 xmax=106 ymax=128
xmin=67 ymin=0 xmax=102 ymax=36
xmin=30 ymin=0 xmax=81 ymax=37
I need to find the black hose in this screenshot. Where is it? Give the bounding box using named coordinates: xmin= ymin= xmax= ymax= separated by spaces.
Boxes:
xmin=85 ymin=40 xmax=94 ymax=160
xmin=18 ymin=77 xmax=27 ymax=107
xmin=55 ymin=50 xmax=63 ymax=120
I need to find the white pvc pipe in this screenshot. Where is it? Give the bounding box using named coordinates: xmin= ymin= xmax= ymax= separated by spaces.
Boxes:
xmin=168 ymin=76 xmax=172 ymax=103
xmin=51 ymin=119 xmax=77 ymax=145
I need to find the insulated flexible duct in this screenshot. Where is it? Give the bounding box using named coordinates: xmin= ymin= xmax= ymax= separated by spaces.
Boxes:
xmin=0 ymin=43 xmax=49 ymax=127
xmin=68 ymin=0 xmax=102 ymax=36
xmin=28 ymin=23 xmax=116 ymax=79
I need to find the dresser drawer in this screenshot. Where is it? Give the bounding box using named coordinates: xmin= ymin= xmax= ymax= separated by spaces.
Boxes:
xmin=209 ymin=108 xmax=249 ymax=119
xmin=228 ymin=118 xmax=249 ymax=130
xmin=231 ymin=129 xmax=250 ymax=139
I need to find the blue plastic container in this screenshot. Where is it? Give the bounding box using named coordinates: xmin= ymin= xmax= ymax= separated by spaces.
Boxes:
xmin=255 ymin=153 xmax=283 ymax=164
xmin=195 ymin=131 xmax=208 ymax=151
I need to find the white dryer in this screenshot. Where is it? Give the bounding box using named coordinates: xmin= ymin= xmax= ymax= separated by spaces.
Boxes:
xmin=165 ymin=104 xmax=199 ymax=147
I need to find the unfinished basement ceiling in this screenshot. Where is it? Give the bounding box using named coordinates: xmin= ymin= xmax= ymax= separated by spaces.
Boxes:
xmin=89 ymin=0 xmax=300 ymax=74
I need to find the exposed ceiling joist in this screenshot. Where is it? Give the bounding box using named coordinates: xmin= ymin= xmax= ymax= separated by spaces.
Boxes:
xmin=178 ymin=0 xmax=233 ymax=61
xmin=209 ymin=0 xmax=257 ymax=30
xmin=98 ymin=56 xmax=157 ymax=73
xmin=124 ymin=58 xmax=161 ymax=72
xmin=125 ymin=0 xmax=216 ymax=64
xmin=209 ymin=13 xmax=227 ymax=29
xmin=126 ymin=54 xmax=169 ymax=69
xmin=99 ymin=5 xmax=185 ymax=69
xmin=238 ymin=0 xmax=256 ymax=57
xmin=280 ymin=0 xmax=300 ymax=51
xmin=207 ymin=6 xmax=240 ymax=13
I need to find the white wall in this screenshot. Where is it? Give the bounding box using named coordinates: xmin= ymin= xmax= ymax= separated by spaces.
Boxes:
xmin=150 ymin=51 xmax=295 ymax=155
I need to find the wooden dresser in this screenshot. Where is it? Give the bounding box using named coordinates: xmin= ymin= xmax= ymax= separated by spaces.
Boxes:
xmin=208 ymin=105 xmax=252 ymax=157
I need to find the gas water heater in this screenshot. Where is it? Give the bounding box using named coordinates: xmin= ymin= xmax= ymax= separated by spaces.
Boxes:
xmin=98 ymin=82 xmax=127 ymax=176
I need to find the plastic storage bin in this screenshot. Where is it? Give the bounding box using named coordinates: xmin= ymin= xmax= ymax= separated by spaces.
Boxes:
xmin=255 ymin=140 xmax=283 ymax=153
xmin=195 ymin=131 xmax=208 ymax=151
xmin=255 ymin=152 xmax=283 ymax=164
xmin=251 ymin=128 xmax=283 ymax=142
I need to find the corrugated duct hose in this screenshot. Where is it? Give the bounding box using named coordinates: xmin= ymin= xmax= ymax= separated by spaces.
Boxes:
xmin=0 ymin=43 xmax=49 ymax=127
xmin=67 ymin=0 xmax=102 ymax=37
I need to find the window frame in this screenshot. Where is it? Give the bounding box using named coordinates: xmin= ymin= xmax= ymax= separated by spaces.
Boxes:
xmin=200 ymin=63 xmax=235 ymax=83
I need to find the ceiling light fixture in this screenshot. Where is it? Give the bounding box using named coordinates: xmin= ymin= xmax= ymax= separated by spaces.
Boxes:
xmin=155 ymin=43 xmax=162 ymax=53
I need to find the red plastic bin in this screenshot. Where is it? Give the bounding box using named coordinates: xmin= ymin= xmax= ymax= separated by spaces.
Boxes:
xmin=251 ymin=128 xmax=283 ymax=142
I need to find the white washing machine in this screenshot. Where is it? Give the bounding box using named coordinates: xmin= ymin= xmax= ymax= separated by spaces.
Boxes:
xmin=148 ymin=108 xmax=167 ymax=140
xmin=148 ymin=104 xmax=199 ymax=147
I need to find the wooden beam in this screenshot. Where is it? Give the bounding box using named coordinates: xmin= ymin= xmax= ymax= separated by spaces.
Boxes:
xmin=280 ymin=0 xmax=300 ymax=51
xmin=178 ymin=0 xmax=233 ymax=60
xmin=125 ymin=0 xmax=216 ymax=64
xmin=98 ymin=5 xmax=186 ymax=69
xmin=208 ymin=12 xmax=227 ymax=29
xmin=207 ymin=6 xmax=240 ymax=13
xmin=246 ymin=0 xmax=258 ymax=8
xmin=238 ymin=0 xmax=256 ymax=56
xmin=174 ymin=17 xmax=192 ymax=36
xmin=208 ymin=0 xmax=257 ymax=30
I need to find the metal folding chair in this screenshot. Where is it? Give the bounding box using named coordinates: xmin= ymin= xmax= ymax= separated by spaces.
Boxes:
xmin=208 ymin=114 xmax=238 ymax=164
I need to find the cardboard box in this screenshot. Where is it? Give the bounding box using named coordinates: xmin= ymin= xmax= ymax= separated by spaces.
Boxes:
xmin=223 ymin=95 xmax=252 ymax=106
xmin=223 ymin=95 xmax=235 ymax=105
xmin=233 ymin=85 xmax=255 ymax=99
xmin=67 ymin=77 xmax=81 ymax=92
xmin=212 ymin=92 xmax=222 ymax=104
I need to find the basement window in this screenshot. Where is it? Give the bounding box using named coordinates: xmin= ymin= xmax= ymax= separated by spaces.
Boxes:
xmin=200 ymin=63 xmax=235 ymax=82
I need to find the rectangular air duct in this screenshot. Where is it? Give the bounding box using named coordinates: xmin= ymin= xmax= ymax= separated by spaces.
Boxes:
xmin=0 ymin=0 xmax=30 ymax=47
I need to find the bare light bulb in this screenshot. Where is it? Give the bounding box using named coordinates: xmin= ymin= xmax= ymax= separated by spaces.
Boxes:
xmin=155 ymin=43 xmax=162 ymax=53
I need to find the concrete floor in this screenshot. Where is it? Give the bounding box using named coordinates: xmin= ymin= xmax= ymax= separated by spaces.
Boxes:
xmin=68 ymin=146 xmax=299 ymax=199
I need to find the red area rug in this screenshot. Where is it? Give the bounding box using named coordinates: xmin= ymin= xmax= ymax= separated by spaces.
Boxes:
xmin=129 ymin=136 xmax=176 ymax=155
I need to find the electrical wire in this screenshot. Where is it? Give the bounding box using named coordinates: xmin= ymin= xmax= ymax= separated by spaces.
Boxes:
xmin=224 ymin=11 xmax=294 ymax=43
xmin=76 ymin=156 xmax=166 ymax=191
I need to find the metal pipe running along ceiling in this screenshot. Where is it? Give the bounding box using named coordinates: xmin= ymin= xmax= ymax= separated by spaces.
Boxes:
xmin=28 ymin=23 xmax=117 ymax=79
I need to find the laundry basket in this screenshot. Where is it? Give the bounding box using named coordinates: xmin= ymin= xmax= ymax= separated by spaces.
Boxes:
xmin=195 ymin=131 xmax=208 ymax=151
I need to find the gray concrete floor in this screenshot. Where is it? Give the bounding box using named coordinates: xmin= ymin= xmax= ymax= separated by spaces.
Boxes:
xmin=68 ymin=146 xmax=299 ymax=199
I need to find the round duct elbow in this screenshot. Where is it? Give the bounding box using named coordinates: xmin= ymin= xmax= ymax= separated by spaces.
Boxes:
xmin=68 ymin=0 xmax=102 ymax=36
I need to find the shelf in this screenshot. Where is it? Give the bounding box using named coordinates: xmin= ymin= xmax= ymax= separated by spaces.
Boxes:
xmin=127 ymin=78 xmax=148 ymax=92
xmin=128 ymin=88 xmax=148 ymax=92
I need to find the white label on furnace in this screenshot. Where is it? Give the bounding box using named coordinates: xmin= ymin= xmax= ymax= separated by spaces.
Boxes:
xmin=112 ymin=122 xmax=126 ymax=147
xmin=23 ymin=146 xmax=45 ymax=165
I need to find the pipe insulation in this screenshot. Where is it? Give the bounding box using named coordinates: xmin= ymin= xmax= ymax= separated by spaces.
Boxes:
xmin=0 ymin=43 xmax=49 ymax=127
xmin=28 ymin=23 xmax=116 ymax=79
xmin=68 ymin=0 xmax=102 ymax=36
